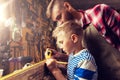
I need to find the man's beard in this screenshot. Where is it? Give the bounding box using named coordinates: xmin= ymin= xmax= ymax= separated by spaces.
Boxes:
xmin=64 ymin=11 xmax=74 ymax=21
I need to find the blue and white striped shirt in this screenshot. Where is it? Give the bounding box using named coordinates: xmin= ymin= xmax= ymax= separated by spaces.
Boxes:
xmin=67 ymin=49 xmax=97 ymax=80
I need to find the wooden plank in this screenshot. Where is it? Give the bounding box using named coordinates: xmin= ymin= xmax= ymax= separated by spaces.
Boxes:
xmin=0 ymin=59 xmax=67 ymax=80
xmin=0 ymin=60 xmax=47 ymax=80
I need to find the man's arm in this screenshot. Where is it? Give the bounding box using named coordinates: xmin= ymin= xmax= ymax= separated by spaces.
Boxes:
xmin=83 ymin=24 xmax=120 ymax=80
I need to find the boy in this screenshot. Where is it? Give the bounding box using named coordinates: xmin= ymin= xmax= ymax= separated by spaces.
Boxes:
xmin=46 ymin=21 xmax=97 ymax=80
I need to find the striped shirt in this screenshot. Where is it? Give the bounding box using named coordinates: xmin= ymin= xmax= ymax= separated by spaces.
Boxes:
xmin=77 ymin=4 xmax=120 ymax=51
xmin=67 ymin=49 xmax=97 ymax=80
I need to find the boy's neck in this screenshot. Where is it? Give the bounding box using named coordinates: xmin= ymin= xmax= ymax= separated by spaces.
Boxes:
xmin=73 ymin=46 xmax=83 ymax=55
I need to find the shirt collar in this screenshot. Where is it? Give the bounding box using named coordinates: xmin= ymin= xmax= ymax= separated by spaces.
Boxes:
xmin=71 ymin=49 xmax=88 ymax=58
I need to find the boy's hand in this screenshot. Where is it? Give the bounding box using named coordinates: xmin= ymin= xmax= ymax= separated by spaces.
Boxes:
xmin=46 ymin=58 xmax=58 ymax=72
xmin=45 ymin=48 xmax=68 ymax=62
xmin=45 ymin=48 xmax=58 ymax=59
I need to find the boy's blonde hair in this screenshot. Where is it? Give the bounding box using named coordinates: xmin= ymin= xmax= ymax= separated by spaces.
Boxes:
xmin=52 ymin=21 xmax=83 ymax=39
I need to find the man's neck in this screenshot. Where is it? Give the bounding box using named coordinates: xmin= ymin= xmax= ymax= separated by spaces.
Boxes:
xmin=74 ymin=11 xmax=82 ymax=20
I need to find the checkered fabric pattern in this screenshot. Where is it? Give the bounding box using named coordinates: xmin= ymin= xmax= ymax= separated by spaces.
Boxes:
xmin=77 ymin=4 xmax=120 ymax=51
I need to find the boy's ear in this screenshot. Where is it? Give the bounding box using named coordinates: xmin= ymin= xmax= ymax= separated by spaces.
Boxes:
xmin=63 ymin=2 xmax=72 ymax=11
xmin=71 ymin=34 xmax=78 ymax=43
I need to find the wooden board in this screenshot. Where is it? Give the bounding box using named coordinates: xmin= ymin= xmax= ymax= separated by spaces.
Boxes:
xmin=0 ymin=60 xmax=55 ymax=80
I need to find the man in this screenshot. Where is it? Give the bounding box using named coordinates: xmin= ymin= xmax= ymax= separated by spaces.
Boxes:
xmin=46 ymin=0 xmax=120 ymax=80
xmin=46 ymin=0 xmax=120 ymax=51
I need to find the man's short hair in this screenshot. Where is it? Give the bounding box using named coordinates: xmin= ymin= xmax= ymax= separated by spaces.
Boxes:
xmin=46 ymin=0 xmax=64 ymax=18
xmin=46 ymin=0 xmax=79 ymax=19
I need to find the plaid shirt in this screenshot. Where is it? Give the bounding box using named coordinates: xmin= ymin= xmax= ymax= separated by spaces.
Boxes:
xmin=77 ymin=4 xmax=120 ymax=51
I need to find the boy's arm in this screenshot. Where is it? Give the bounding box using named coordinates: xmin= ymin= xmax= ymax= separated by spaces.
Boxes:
xmin=46 ymin=58 xmax=66 ymax=80
xmin=51 ymin=68 xmax=66 ymax=80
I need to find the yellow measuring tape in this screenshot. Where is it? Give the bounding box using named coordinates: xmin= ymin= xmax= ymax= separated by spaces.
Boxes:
xmin=45 ymin=48 xmax=68 ymax=65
